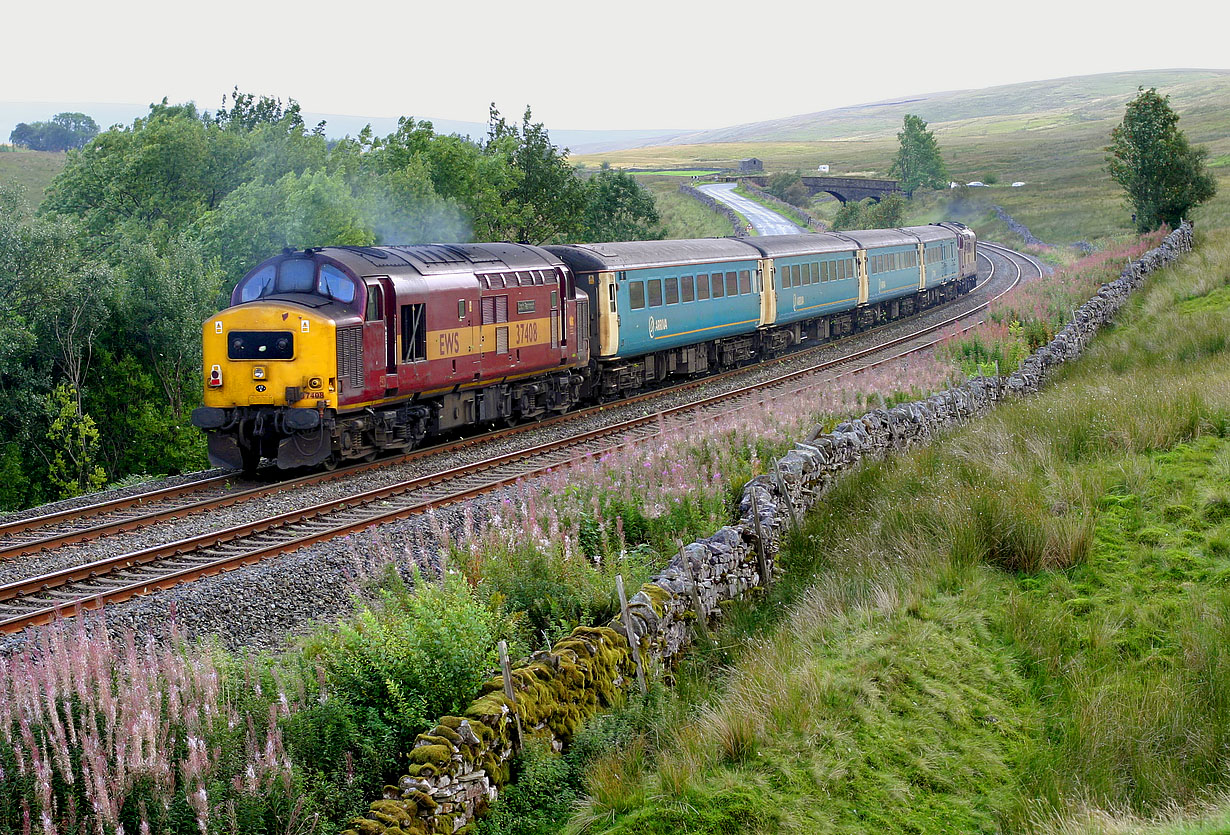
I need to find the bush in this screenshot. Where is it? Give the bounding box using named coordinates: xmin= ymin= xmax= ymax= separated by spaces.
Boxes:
xmin=306 ymin=569 xmax=505 ymax=760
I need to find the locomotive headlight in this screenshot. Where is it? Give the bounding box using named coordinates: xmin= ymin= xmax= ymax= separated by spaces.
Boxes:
xmin=308 ymin=377 xmax=323 ymax=390
xmin=253 ymin=367 xmax=266 ymax=380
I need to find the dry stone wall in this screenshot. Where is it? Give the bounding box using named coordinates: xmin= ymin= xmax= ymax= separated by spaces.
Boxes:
xmin=678 ymin=183 xmax=744 ymax=236
xmin=341 ymin=223 xmax=1194 ymax=835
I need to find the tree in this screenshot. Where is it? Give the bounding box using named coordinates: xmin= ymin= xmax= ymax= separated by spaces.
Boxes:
xmin=45 ymin=383 xmax=107 ymax=498
xmin=579 ymin=170 xmax=661 ymax=241
xmin=890 ymin=114 xmax=947 ymax=197
xmin=831 ymin=193 xmax=905 ymax=231
xmin=483 ymin=105 xmax=586 ymax=244
xmin=765 ymin=171 xmax=811 ymax=207
xmin=8 ymin=112 xmax=99 ymax=151
xmin=1107 ymin=87 xmax=1216 ymax=232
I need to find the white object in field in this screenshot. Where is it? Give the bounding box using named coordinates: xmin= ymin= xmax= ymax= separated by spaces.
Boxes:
xmin=1011 ymin=181 xmax=1026 ymax=187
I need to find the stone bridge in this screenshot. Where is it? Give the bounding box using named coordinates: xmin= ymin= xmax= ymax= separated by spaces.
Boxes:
xmin=735 ymin=175 xmax=902 ymax=204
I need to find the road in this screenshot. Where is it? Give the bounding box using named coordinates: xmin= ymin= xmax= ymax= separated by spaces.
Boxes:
xmin=697 ymin=182 xmax=803 ymax=236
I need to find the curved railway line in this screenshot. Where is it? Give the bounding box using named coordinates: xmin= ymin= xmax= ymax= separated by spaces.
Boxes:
xmin=0 ymin=243 xmax=1041 ymax=635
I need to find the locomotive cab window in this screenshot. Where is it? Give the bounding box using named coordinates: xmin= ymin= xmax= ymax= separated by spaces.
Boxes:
xmin=318 ymin=265 xmax=356 ymax=304
xmin=458 ymin=299 xmax=467 ymax=319
xmin=365 ymin=286 xmax=381 ymax=322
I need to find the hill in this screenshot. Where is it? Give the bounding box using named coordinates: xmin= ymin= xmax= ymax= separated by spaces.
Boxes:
xmin=657 ymin=69 xmax=1230 ymax=144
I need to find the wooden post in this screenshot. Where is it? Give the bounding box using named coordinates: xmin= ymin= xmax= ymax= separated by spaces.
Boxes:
xmin=772 ymin=461 xmax=799 ymax=532
xmin=749 ymin=487 xmax=771 ymax=588
xmin=498 ymin=640 xmax=523 ymax=747
xmin=677 ymin=540 xmax=715 ymax=648
xmin=615 ymin=574 xmax=647 ymax=693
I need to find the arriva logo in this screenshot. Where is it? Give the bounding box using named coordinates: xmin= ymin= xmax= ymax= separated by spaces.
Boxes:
xmin=648 ymin=316 xmax=668 ymax=337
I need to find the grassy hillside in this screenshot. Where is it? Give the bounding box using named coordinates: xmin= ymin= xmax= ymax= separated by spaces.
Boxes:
xmin=0 ymin=148 xmax=65 ymax=203
xmin=558 ymin=226 xmax=1230 ymax=834
xmin=661 ymin=70 xmax=1230 ymax=144
xmin=576 ymin=71 xmax=1230 ymax=246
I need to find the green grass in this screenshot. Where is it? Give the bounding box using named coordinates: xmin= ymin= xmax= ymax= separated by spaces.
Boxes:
xmin=733 ymin=185 xmax=811 ymax=228
xmin=643 ymin=177 xmax=738 ymax=239
xmin=632 ymin=169 xmax=721 ymax=177
xmin=0 ymin=149 xmax=66 ymax=203
xmin=557 ymin=226 xmax=1230 ymax=834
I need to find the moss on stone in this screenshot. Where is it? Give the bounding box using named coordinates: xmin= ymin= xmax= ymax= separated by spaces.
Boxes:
xmin=430 ymin=723 xmax=462 ymax=745
xmin=407 ymin=744 xmax=453 ymax=768
xmin=638 ymin=582 xmax=673 ymax=616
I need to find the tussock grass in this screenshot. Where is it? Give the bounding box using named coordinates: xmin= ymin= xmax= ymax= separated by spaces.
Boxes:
xmin=563 ymin=228 xmax=1230 ymax=834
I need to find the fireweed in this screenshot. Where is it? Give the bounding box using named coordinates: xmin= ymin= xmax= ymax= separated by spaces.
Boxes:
xmin=946 ymin=232 xmax=1166 ymax=376
xmin=0 ymin=345 xmax=955 ymax=833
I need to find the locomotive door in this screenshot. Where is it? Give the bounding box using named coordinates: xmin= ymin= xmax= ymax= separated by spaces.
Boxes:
xmin=363 ymin=277 xmax=398 ymax=397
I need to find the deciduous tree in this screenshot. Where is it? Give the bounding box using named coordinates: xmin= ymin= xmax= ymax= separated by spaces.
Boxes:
xmin=890 ymin=115 xmax=947 ymax=197
xmin=1107 ymin=87 xmax=1216 ymax=232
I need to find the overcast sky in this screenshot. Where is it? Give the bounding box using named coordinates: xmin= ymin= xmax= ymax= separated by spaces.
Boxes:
xmin=4 ymin=0 xmax=1227 ymax=131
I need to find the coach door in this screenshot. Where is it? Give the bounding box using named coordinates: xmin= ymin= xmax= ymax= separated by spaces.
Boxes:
xmin=363 ymin=277 xmax=398 ymax=397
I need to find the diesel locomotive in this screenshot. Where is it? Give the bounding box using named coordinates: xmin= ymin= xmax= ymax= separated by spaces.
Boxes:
xmin=191 ymin=223 xmax=977 ymax=472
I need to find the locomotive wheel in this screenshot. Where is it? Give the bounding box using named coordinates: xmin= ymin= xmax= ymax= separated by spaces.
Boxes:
xmin=320 ymin=453 xmax=340 ymax=471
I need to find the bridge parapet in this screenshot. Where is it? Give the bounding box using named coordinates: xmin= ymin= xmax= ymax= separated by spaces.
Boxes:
xmin=735 ymin=174 xmax=901 ymax=204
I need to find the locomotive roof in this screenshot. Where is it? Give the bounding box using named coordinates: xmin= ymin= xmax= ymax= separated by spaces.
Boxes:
xmin=309 ymin=243 xmax=565 ymax=277
xmin=546 ymin=238 xmax=759 ymax=272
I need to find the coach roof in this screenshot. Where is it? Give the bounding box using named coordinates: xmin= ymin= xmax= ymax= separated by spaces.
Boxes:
xmin=546 ymin=238 xmax=760 ymax=272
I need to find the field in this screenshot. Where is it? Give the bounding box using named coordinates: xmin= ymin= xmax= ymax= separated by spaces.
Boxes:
xmin=0 ymin=148 xmax=65 ymax=202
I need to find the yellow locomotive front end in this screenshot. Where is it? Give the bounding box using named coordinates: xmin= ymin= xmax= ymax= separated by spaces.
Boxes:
xmin=194 ymin=302 xmax=339 ymax=471
xmin=192 ymin=248 xmax=369 ymax=472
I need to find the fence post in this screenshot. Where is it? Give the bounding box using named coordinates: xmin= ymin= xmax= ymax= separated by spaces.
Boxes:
xmin=615 ymin=574 xmax=647 ymax=693
xmin=749 ymin=487 xmax=771 ymax=588
xmin=772 ymin=461 xmax=800 ymax=532
xmin=498 ymin=640 xmax=523 ymax=748
xmin=676 ymin=540 xmax=715 ymax=648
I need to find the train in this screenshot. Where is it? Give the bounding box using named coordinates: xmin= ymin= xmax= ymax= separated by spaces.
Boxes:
xmin=191 ymin=224 xmax=978 ymax=473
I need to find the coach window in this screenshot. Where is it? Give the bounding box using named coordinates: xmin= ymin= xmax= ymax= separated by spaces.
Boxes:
xmin=711 ymin=273 xmax=724 ymax=298
xmin=681 ymin=276 xmax=694 ymax=303
xmin=665 ymin=277 xmax=679 ymax=305
xmin=629 ymin=281 xmax=646 ymax=310
xmin=401 ymin=304 xmax=427 ymax=362
xmin=725 ymin=271 xmax=738 ymax=296
xmin=648 ymin=279 xmax=663 ymax=307
xmin=739 ymin=270 xmax=751 ymax=295
xmin=696 ymin=273 xmax=710 ymax=300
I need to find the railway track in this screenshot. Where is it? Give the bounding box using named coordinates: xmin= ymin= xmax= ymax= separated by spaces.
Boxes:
xmin=0 ymin=244 xmax=1039 ymax=634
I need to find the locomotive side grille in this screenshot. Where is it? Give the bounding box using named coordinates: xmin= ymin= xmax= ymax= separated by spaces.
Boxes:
xmin=337 ymin=326 xmax=364 ymax=390
xmin=496 ymin=326 xmax=509 ymax=354
xmin=481 ymin=296 xmax=495 ymax=325
xmin=496 ymin=295 xmax=508 ymax=323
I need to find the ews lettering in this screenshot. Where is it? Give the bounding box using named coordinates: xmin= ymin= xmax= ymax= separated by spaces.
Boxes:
xmin=437 ymin=331 xmax=460 ymax=356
